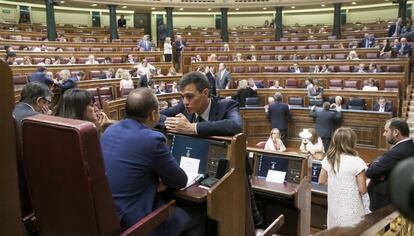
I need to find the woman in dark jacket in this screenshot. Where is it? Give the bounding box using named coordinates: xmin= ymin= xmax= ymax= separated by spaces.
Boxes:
xmin=231 ymin=79 xmax=258 ymax=107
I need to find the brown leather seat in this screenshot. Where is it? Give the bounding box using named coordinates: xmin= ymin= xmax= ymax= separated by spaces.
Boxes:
xmin=248 ymin=66 xmax=260 ymax=73
xmin=260 ymin=55 xmax=273 ymax=61
xmin=329 ymin=79 xmax=343 ymax=89
xmin=387 ymin=65 xmax=403 ymax=72
xmin=275 ymin=46 xmax=284 ymax=50
xmin=255 ymin=141 xmax=266 ymax=149
xmin=277 ymin=66 xmax=289 ymax=72
xmin=21 ymin=115 xmax=176 ymax=236
xmin=195 ymin=47 xmax=205 ymax=51
xmin=321 ymin=44 xmax=330 ymax=49
xmin=343 ymin=80 xmax=359 ymax=90
xmin=208 ymin=47 xmax=218 ymax=51
xmin=90 ymin=48 xmax=101 ymax=52
xmin=121 ymin=48 xmax=132 ymax=52
xmin=262 ymin=46 xmax=273 ymax=51
xmin=334 ymin=54 xmax=346 ymax=59
xmin=98 ymin=87 xmax=113 ymax=108
xmin=286 ymin=45 xmax=295 ymax=50
xmin=89 ymin=70 xmax=103 ymax=80
xmin=384 ymin=80 xmax=400 ymax=92
xmin=13 ymin=75 xmax=28 ymax=86
xmin=297 ymin=45 xmax=307 ymax=50
xmin=217 ymin=56 xmax=228 ymax=61
xmin=145 ymin=57 xmax=156 ymax=62
xmin=338 ymin=65 xmax=350 ymax=72
xmin=366 ymin=53 xmax=378 ymax=59
xmin=308 ymin=45 xmax=318 ymax=49
xmin=103 ymin=48 xmax=113 ymax=52
xmin=285 ymin=79 xmax=298 ymax=88
xmin=233 ymin=66 xmax=245 ymax=73
xmin=263 ymin=66 xmax=275 ymax=72
xmin=80 ymin=47 xmax=90 ymax=52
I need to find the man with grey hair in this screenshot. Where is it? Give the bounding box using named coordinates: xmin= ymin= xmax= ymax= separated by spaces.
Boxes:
xmin=54 ymin=69 xmax=77 ymax=92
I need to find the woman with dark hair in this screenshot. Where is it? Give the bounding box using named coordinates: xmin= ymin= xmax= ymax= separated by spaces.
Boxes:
xmin=54 ymin=88 xmax=98 ymax=123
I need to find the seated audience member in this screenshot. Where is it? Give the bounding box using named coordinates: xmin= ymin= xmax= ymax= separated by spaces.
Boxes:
xmin=330 ymin=96 xmax=347 ymax=111
xmin=401 ymin=18 xmax=414 ymax=34
xmin=159 ymin=100 xmax=169 ymax=110
xmin=115 ymin=68 xmax=124 ymax=79
xmin=103 ymin=57 xmax=112 ymax=64
xmin=21 ymin=56 xmax=32 ymax=66
xmin=248 ymin=78 xmax=264 ymax=89
xmin=167 ymin=66 xmax=179 ymax=76
xmin=169 ymin=98 xmax=179 ymax=107
xmin=391 ymin=38 xmax=400 ymax=53
xmin=269 ymin=80 xmax=283 ymax=89
xmin=126 ymin=54 xmax=135 ymax=64
xmin=155 ymin=67 xmax=164 ymax=76
xmin=67 ymin=55 xmax=77 ymax=65
xmin=101 ymin=88 xmax=204 ymax=234
xmin=346 ymin=50 xmax=360 ymax=60
xmin=264 ymin=128 xmax=286 ymax=152
xmin=396 ymin=37 xmax=412 ymax=56
xmin=42 ymin=57 xmax=52 ymax=66
xmin=313 ymin=65 xmax=320 ymax=73
xmin=100 ymin=68 xmax=116 ymax=80
xmin=136 ymin=59 xmax=155 ymax=77
xmin=30 ymin=66 xmax=54 ymax=86
xmin=160 ymin=71 xmax=242 ymax=136
xmin=138 ymin=71 xmax=154 ymax=88
xmin=276 ymin=55 xmax=284 ymax=61
xmin=223 ymin=43 xmax=230 ymax=52
xmin=362 ymin=78 xmax=379 ymax=91
xmin=290 ymin=63 xmax=304 ymax=73
xmin=32 ymin=44 xmax=48 ymax=52
xmin=307 ymin=80 xmax=324 ymax=100
xmin=54 ymin=70 xmax=77 ymax=93
xmin=231 ymin=79 xmax=258 ymax=107
xmin=318 ymin=27 xmax=327 ymax=34
xmin=337 ymin=42 xmax=345 ymax=49
xmin=207 ymin=53 xmax=217 ymax=62
xmin=379 ymin=39 xmax=393 ymax=57
xmin=359 ymin=33 xmax=375 ymax=48
xmin=290 ymin=54 xmax=298 ymax=61
xmin=299 ymin=128 xmax=324 ymax=159
xmin=246 ymin=54 xmax=257 ymax=61
xmin=5 ymin=51 xmax=17 ymax=65
xmin=191 ymin=54 xmax=203 ymax=63
xmin=249 ymin=45 xmax=255 ymax=51
xmin=77 ymin=71 xmax=86 ymax=81
xmin=318 ymin=127 xmax=368 ymax=228
xmin=368 ymin=63 xmax=381 ymax=73
xmin=119 ymin=70 xmax=134 ymax=91
xmin=13 ymin=82 xmax=52 ymax=129
xmin=320 ymin=64 xmax=331 ymax=73
xmin=85 ymin=55 xmax=99 ymax=65
xmin=373 ymin=97 xmax=392 ymax=112
xmin=234 ymin=53 xmax=244 ymax=62
xmin=57 ymin=34 xmax=67 ymax=42
xmin=171 ymin=82 xmax=178 ymax=93
xmin=355 ymin=63 xmax=367 ymax=73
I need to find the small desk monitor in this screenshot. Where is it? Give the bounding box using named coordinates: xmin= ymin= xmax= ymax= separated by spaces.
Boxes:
xmin=170 ymin=135 xmax=209 ymax=174
xmin=257 ymin=154 xmax=289 ymax=180
xmin=311 ymin=161 xmax=322 ymax=184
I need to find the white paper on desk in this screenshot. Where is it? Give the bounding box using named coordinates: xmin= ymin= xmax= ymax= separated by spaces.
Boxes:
xmin=180 ymin=156 xmax=200 ymax=187
xmin=266 ymin=170 xmax=286 ymax=183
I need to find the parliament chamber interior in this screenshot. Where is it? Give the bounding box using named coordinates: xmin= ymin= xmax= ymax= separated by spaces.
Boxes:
xmin=1 ymin=0 xmax=414 ymax=235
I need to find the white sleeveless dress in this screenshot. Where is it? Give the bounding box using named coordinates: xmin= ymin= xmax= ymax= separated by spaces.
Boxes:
xmin=322 ymin=154 xmax=367 ymax=228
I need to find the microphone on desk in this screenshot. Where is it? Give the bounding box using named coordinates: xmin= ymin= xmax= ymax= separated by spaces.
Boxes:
xmin=195 ymin=174 xmax=209 ymax=183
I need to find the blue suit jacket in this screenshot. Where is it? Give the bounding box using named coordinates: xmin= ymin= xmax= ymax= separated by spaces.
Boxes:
xmin=396 ymin=44 xmax=412 ymax=55
xmin=388 ymin=23 xmax=402 ymax=37
xmin=101 ymin=119 xmax=187 ymax=229
xmin=30 ymin=72 xmax=54 ymax=86
xmin=138 ymin=40 xmax=152 ymax=51
xmin=215 ymin=70 xmax=231 ymax=89
xmin=160 ymin=96 xmax=242 ymax=136
xmin=366 ymin=139 xmax=414 ymax=211
xmin=309 ymin=109 xmax=341 ymax=138
xmin=266 ymin=101 xmax=290 ymax=131
xmin=55 ymin=77 xmax=77 ymax=92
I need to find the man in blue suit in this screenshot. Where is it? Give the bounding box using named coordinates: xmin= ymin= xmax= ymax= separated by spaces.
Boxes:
xmin=396 ymin=37 xmax=412 ymax=56
xmin=309 ymin=102 xmax=342 ymax=152
xmin=29 ymin=66 xmax=54 ymax=86
xmin=266 ymin=92 xmax=290 ymax=144
xmin=215 ymin=63 xmax=231 ymax=89
xmin=137 ymin=35 xmax=152 ymax=51
xmin=359 ymin=33 xmax=375 ymax=48
xmin=290 ymin=63 xmax=304 ymax=73
xmin=101 ymin=88 xmax=204 ymax=235
xmin=387 ymin=17 xmax=403 ymax=37
xmin=161 ymin=71 xmax=242 ymax=136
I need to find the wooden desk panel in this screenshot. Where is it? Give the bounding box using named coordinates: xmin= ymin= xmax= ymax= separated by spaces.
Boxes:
xmin=0 ymin=40 xmax=138 ymax=50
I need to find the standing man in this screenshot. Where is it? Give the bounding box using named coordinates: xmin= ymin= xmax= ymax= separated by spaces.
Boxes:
xmin=101 ymin=88 xmax=204 ymax=235
xmin=174 ymin=35 xmax=186 ymax=66
xmin=204 ymin=65 xmax=216 ymax=96
xmin=118 ymin=15 xmax=126 ymax=28
xmin=215 ymin=63 xmax=231 ymax=90
xmin=388 ymin=17 xmax=403 ymax=37
xmin=366 ymin=118 xmax=414 ymax=211
xmin=396 ymin=37 xmax=412 ymax=56
xmin=160 ymin=71 xmax=242 ymax=136
xmin=158 ymin=23 xmax=167 ymax=45
xmin=309 ymin=102 xmax=342 ymax=152
xmin=266 ymin=92 xmax=290 ymax=144
xmin=29 ymin=66 xmax=54 ymax=86
xmin=373 ymin=97 xmax=393 ymax=113
xmin=138 ymin=35 xmax=152 ymax=52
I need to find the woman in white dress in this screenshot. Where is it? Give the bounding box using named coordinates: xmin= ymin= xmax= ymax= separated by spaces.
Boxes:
xmin=119 ymin=70 xmax=134 ymax=91
xmin=318 ymin=127 xmax=368 ymax=228
xmin=163 ymin=37 xmax=172 ymax=62
xmin=264 ymin=128 xmax=286 ymax=152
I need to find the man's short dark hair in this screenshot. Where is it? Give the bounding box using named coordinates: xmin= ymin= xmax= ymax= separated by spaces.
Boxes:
xmin=388 ymin=118 xmax=410 ymax=137
xmin=20 ymin=82 xmax=51 ymax=105
xmin=178 ymin=71 xmax=210 ymax=93
xmin=274 ymin=92 xmax=283 ymax=102
xmin=126 ymin=88 xmax=158 ymax=121
xmin=37 ymin=66 xmax=47 ymax=72
xmin=322 ymin=102 xmax=330 ymax=110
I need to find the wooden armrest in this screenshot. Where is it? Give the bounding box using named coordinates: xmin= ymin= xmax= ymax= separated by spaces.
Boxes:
xmin=120 ymin=200 xmax=176 ymax=236
xmin=258 ymin=214 xmax=284 ymax=236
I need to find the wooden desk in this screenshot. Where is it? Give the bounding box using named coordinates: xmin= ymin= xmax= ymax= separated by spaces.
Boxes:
xmin=0 ymin=40 xmax=138 ymax=51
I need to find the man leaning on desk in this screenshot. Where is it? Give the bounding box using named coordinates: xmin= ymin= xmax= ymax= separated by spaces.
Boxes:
xmin=160 ymin=71 xmax=242 ymax=136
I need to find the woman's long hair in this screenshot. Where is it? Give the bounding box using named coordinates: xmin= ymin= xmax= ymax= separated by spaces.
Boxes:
xmin=54 ymin=88 xmax=94 ymax=121
xmin=326 ymin=127 xmax=358 ymax=174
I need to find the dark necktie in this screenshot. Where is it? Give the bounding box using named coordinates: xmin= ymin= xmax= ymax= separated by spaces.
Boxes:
xmin=196 ymin=115 xmax=204 ymax=123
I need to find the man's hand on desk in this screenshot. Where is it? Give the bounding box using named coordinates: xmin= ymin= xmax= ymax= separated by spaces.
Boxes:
xmin=165 ymin=113 xmax=196 ymax=135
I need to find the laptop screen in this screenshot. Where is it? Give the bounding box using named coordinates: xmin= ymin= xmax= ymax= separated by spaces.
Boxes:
xmin=170 ymin=135 xmax=210 ymax=174
xmin=257 ymin=154 xmax=289 ymax=180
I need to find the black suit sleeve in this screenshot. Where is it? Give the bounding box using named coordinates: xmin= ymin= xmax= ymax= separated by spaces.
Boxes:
xmin=366 ymin=149 xmax=401 ymax=180
xmin=197 ymin=101 xmax=242 ymax=136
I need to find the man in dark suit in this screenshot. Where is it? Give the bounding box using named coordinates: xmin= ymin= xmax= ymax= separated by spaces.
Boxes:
xmin=373 ymin=97 xmax=393 ymax=113
xmin=54 ymin=69 xmax=77 ymax=93
xmin=266 ymin=92 xmax=290 ymax=143
xmin=215 ymin=63 xmax=231 ymax=90
xmin=117 ymin=15 xmax=126 ymax=28
xmin=13 ymin=82 xmax=51 ymax=130
xmin=101 ymin=88 xmax=204 ymax=234
xmin=204 ymin=65 xmax=216 ymax=96
xmin=137 ymin=35 xmax=152 ymax=51
xmin=388 ymin=17 xmax=403 ymax=37
xmin=174 ymin=35 xmax=186 ymax=65
xmin=161 ymin=71 xmax=242 ymax=136
xmin=29 ymin=66 xmax=54 ymax=86
xmin=289 ymin=63 xmax=304 ymax=73
xmin=309 ymin=102 xmax=342 ymax=152
xmin=396 ymin=37 xmax=412 ymax=56
xmin=366 ymin=118 xmax=414 ymax=211
xmin=359 ymin=33 xmax=375 ymax=48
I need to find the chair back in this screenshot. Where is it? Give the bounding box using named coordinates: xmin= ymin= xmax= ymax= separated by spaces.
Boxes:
xmin=255 ymin=141 xmax=266 ymax=149
xmin=245 ymin=97 xmax=260 ymax=107
xmin=288 ymin=97 xmax=304 ymax=107
xmin=22 ymin=115 xmax=122 ymax=236
xmin=348 ymin=97 xmax=366 ymax=110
